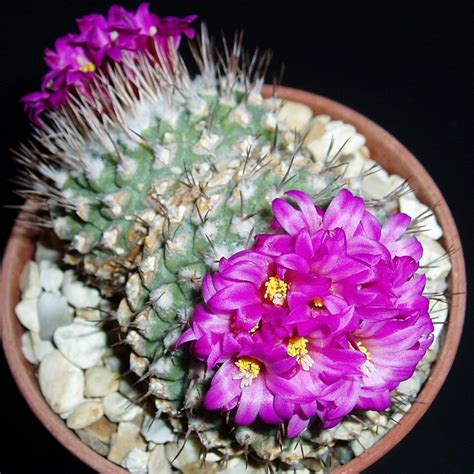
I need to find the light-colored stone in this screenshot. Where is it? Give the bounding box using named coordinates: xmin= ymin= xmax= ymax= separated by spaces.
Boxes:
xmin=361 ymin=167 xmax=398 ymax=200
xmin=84 ymin=416 xmax=117 ymax=444
xmin=76 ymin=428 xmax=110 ymax=456
xmin=15 ymin=297 xmax=39 ymax=332
xmin=141 ymin=415 xmax=176 ymax=444
xmin=38 ymin=350 xmax=84 ymax=414
xmin=39 ymin=260 xmax=64 ymax=293
xmin=20 ymin=332 xmax=38 ymax=364
xmin=121 ymin=447 xmax=150 ymax=473
xmin=277 ymin=101 xmax=313 ymax=132
xmin=20 ymin=261 xmax=41 ymax=299
xmin=66 ymin=400 xmax=104 ymax=430
xmin=76 ymin=307 xmax=102 ymax=322
xmin=61 ymin=270 xmax=101 ymax=309
xmin=119 ymin=378 xmax=143 ymax=401
xmin=108 ymin=421 xmax=147 ymax=464
xmin=30 ymin=331 xmax=55 ymax=361
xmin=306 ymin=122 xmax=366 ymax=162
xmin=429 ymin=298 xmax=449 ymax=341
xmin=217 ymin=456 xmax=266 ymax=473
xmin=344 ymin=154 xmax=370 ymax=183
xmin=103 ymin=354 xmax=123 ymax=372
xmin=396 ymin=372 xmax=424 ymax=398
xmin=334 ymin=420 xmax=363 ymax=441
xmin=103 ymin=392 xmax=143 ymax=423
xmin=35 ymin=239 xmax=62 ymax=264
xmin=418 ymin=235 xmax=452 ymax=281
xmin=399 ymin=196 xmax=443 ymax=240
xmin=165 ymin=437 xmax=201 ymax=470
xmin=37 ymin=292 xmax=73 ymax=340
xmin=54 ymin=318 xmax=107 ymax=369
xmin=148 ymin=445 xmax=172 ymax=474
xmin=350 ymin=430 xmax=377 ymax=456
xmin=85 ymin=365 xmax=119 ymax=398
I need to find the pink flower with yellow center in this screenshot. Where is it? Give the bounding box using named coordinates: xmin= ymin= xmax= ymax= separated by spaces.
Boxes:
xmin=178 ymin=188 xmax=434 ymax=437
xmin=21 ymin=3 xmax=197 ymax=124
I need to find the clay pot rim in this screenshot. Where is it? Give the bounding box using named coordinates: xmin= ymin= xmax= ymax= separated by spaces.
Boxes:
xmin=0 ymin=86 xmax=466 ymax=473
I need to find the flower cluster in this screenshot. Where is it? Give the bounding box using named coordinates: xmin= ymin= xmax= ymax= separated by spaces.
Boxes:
xmin=177 ymin=189 xmax=434 ymax=437
xmin=22 ymin=4 xmax=197 ymax=124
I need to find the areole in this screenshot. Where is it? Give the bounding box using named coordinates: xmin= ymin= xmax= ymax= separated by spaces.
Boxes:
xmin=1 ymin=85 xmax=466 ymax=473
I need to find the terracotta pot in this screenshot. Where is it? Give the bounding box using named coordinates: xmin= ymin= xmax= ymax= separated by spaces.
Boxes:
xmin=1 ymin=86 xmax=466 ymax=473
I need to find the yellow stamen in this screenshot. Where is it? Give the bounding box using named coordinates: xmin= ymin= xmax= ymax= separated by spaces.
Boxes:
xmin=249 ymin=321 xmax=260 ymax=334
xmin=357 ymin=341 xmax=372 ymax=361
xmin=79 ymin=62 xmax=96 ymax=73
xmin=264 ymin=276 xmax=288 ymax=306
xmin=235 ymin=357 xmax=261 ymax=378
xmin=313 ymin=297 xmax=324 ymax=308
xmin=287 ymin=337 xmax=309 ymax=362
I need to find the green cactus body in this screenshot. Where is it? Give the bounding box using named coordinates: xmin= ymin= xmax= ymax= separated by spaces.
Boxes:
xmin=18 ymin=33 xmax=348 ymax=466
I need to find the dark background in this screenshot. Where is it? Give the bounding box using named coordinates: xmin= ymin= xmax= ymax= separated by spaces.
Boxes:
xmin=1 ymin=1 xmax=472 ymax=472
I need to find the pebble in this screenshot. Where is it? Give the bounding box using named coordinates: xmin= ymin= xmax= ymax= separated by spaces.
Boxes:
xmin=361 ymin=168 xmax=402 ymax=200
xmin=37 ymin=292 xmax=73 ymax=340
xmin=119 ymin=378 xmax=144 ymax=402
xmin=84 ymin=416 xmax=117 ymax=444
xmin=141 ymin=415 xmax=176 ymax=444
xmin=217 ymin=457 xmax=266 ymax=473
xmin=397 ymin=374 xmax=423 ymax=399
xmin=20 ymin=332 xmax=38 ymax=364
xmin=30 ymin=331 xmax=55 ymax=361
xmin=418 ymin=235 xmax=452 ymax=281
xmin=306 ymin=122 xmax=366 ymax=162
xmin=103 ymin=354 xmax=124 ymax=372
xmin=20 ymin=261 xmax=41 ymax=299
xmin=38 ymin=350 xmax=84 ymax=415
xmin=334 ymin=420 xmax=364 ymax=441
xmin=399 ymin=196 xmax=443 ymax=240
xmin=342 ymin=152 xmax=370 ymax=180
xmin=165 ymin=437 xmax=201 ymax=470
xmin=350 ymin=430 xmax=378 ymax=456
xmin=103 ymin=392 xmax=143 ymax=423
xmin=76 ymin=307 xmax=102 ymax=322
xmin=39 ymin=260 xmax=64 ymax=293
xmin=303 ymin=115 xmax=330 ymax=144
xmin=15 ymin=297 xmax=39 ymax=332
xmin=62 ymin=270 xmax=101 ymax=309
xmin=277 ymin=101 xmax=313 ymax=132
xmin=108 ymin=422 xmax=147 ymax=464
xmin=76 ymin=428 xmax=110 ymax=456
xmin=54 ymin=318 xmax=107 ymax=369
xmin=85 ymin=366 xmax=120 ymax=398
xmin=35 ymin=237 xmax=62 ymax=263
xmin=67 ymin=400 xmax=104 ymax=430
xmin=121 ymin=447 xmax=150 ymax=473
xmin=148 ymin=445 xmax=172 ymax=474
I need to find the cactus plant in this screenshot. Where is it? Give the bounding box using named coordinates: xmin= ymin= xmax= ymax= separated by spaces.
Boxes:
xmin=14 ymin=4 xmax=436 ymax=471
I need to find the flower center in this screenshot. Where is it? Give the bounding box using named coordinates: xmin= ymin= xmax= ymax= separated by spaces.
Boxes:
xmin=235 ymin=357 xmax=261 ymax=378
xmin=264 ymin=276 xmax=288 ymax=306
xmin=313 ymin=297 xmax=324 ymax=308
xmin=287 ymin=336 xmax=308 ymax=358
xmin=287 ymin=337 xmax=314 ymax=371
xmin=357 ymin=341 xmax=372 ymax=360
xmin=79 ymin=62 xmax=96 ymax=73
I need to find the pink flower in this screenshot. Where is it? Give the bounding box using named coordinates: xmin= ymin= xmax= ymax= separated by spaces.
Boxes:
xmin=178 ymin=189 xmax=434 ymax=437
xmin=21 ymin=3 xmax=197 ymax=124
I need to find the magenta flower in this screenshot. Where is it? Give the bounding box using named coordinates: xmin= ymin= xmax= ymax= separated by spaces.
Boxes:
xmin=178 ymin=189 xmax=433 ymax=437
xmin=21 ymin=3 xmax=197 ymax=124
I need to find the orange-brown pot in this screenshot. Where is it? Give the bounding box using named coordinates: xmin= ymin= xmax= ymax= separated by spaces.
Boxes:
xmin=0 ymin=86 xmax=466 ymax=473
